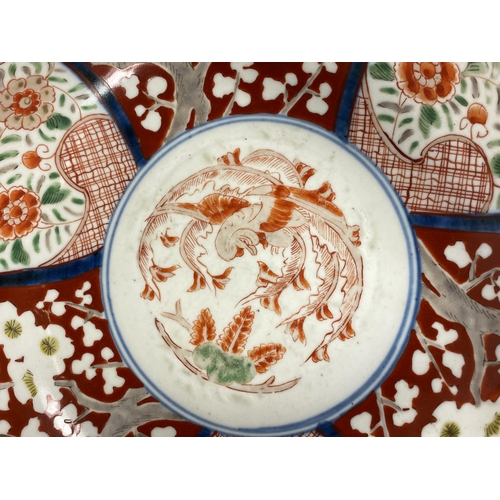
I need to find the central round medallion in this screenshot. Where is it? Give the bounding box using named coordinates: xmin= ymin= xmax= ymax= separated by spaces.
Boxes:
xmin=102 ymin=115 xmax=420 ymax=436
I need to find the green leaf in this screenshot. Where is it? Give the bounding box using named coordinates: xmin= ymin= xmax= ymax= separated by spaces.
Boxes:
xmin=48 ymin=76 xmax=68 ymax=84
xmin=8 ymin=63 xmax=16 ymax=77
xmin=33 ymin=232 xmax=40 ymax=253
xmin=455 ymin=95 xmax=468 ymax=107
xmin=81 ymin=104 xmax=97 ymax=111
xmin=487 ymin=140 xmax=500 ymax=148
xmin=27 ymin=174 xmax=33 ymax=191
xmin=419 ymin=105 xmax=440 ymax=138
xmin=0 ymin=259 xmax=7 ymax=270
xmin=41 ymin=183 xmax=71 ymax=204
xmin=7 ymin=174 xmax=21 ymax=185
xmin=462 ymin=62 xmax=488 ymax=77
xmin=45 ymin=113 xmax=72 ymax=131
xmin=460 ymin=79 xmax=467 ymax=93
xmin=38 ymin=129 xmax=56 ymax=142
xmin=52 ymin=209 xmax=66 ymax=222
xmin=492 ymin=154 xmax=500 ymax=176
xmin=485 ymin=80 xmax=491 ymax=90
xmin=68 ymin=83 xmax=86 ymax=93
xmin=441 ymin=104 xmax=453 ymax=131
xmin=49 ymin=172 xmax=60 ymax=179
xmin=59 ymin=94 xmax=66 ymax=107
xmin=71 ymin=197 xmax=84 ymax=205
xmin=398 ymin=117 xmax=413 ymax=128
xmin=380 ymin=87 xmax=398 ymax=95
xmin=378 ymin=114 xmax=395 ymax=123
xmin=0 ymin=241 xmax=8 ymax=253
xmin=369 ymin=63 xmax=395 ymax=82
xmin=0 ymin=150 xmax=19 ymax=162
xmin=409 ymin=141 xmax=419 ymax=154
xmin=31 ymin=62 xmax=42 ymax=73
xmin=11 ymin=239 xmax=30 ymax=266
xmin=0 ymin=135 xmax=21 ymax=144
xmin=55 ymin=226 xmax=61 ymax=245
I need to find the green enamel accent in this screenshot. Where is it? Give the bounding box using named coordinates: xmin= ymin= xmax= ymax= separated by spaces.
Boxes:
xmin=55 ymin=226 xmax=61 ymax=244
xmin=0 ymin=150 xmax=19 ymax=162
xmin=71 ymin=197 xmax=84 ymax=205
xmin=6 ymin=174 xmax=21 ymax=185
xmin=31 ymin=62 xmax=42 ymax=73
xmin=4 ymin=319 xmax=22 ymax=339
xmin=409 ymin=141 xmax=419 ymax=154
xmin=0 ymin=241 xmax=8 ymax=253
xmin=49 ymin=172 xmax=60 ymax=179
xmin=48 ymin=76 xmax=68 ymax=84
xmin=68 ymin=83 xmax=85 ymax=93
xmin=22 ymin=369 xmax=37 ymax=397
xmin=369 ymin=62 xmax=394 ymax=82
xmin=0 ymin=135 xmax=21 ymax=144
xmin=455 ymin=95 xmax=468 ymax=107
xmin=193 ymin=343 xmax=256 ymax=385
xmin=11 ymin=239 xmax=30 ymax=266
xmin=38 ymin=129 xmax=56 ymax=142
xmin=398 ymin=117 xmax=413 ymax=128
xmin=41 ymin=183 xmax=70 ymax=204
xmin=0 ymin=259 xmax=7 ymax=270
xmin=380 ymin=87 xmax=398 ymax=95
xmin=81 ymin=104 xmax=97 ymax=111
xmin=492 ymin=154 xmax=500 ymax=176
xmin=8 ymin=64 xmax=16 ymax=77
xmin=52 ymin=209 xmax=66 ymax=223
xmin=378 ymin=114 xmax=395 ymax=124
xmin=59 ymin=94 xmax=65 ymax=107
xmin=440 ymin=422 xmax=460 ymax=437
xmin=46 ymin=113 xmax=72 ymax=131
xmin=33 ymin=232 xmax=40 ymax=253
xmin=40 ymin=336 xmax=59 ymax=356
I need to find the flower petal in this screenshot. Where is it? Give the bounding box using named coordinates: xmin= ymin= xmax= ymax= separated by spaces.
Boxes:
xmin=0 ymin=91 xmax=13 ymax=108
xmin=8 ymin=187 xmax=28 ymax=202
xmin=5 ymin=114 xmax=23 ymax=130
xmin=26 ymin=75 xmax=46 ymax=93
xmin=36 ymin=103 xmax=54 ymax=122
xmin=23 ymin=192 xmax=41 ymax=209
xmin=14 ymin=220 xmax=34 ymax=238
xmin=39 ymin=86 xmax=55 ymax=104
xmin=0 ymin=105 xmax=12 ymax=122
xmin=27 ymin=207 xmax=41 ymax=224
xmin=0 ymin=223 xmax=15 ymax=240
xmin=7 ymin=78 xmax=26 ymax=95
xmin=22 ymin=113 xmax=41 ymax=131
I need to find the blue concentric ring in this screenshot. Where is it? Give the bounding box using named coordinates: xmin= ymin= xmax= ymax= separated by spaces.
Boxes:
xmin=101 ymin=114 xmax=421 ymax=436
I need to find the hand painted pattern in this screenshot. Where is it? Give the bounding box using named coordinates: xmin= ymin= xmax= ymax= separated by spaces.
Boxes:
xmin=139 ymin=148 xmax=363 ymax=366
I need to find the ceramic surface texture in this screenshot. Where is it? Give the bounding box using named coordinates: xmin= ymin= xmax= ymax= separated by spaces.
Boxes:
xmin=0 ymin=62 xmax=499 ymax=437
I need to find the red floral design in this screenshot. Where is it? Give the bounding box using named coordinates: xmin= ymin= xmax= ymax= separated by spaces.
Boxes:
xmin=0 ymin=186 xmax=41 ymax=240
xmin=0 ymin=75 xmax=56 ymax=130
xmin=395 ymin=63 xmax=460 ymax=105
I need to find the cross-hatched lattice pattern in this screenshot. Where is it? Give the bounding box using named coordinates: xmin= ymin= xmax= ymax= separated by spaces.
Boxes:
xmin=52 ymin=117 xmax=137 ymax=264
xmin=348 ymin=92 xmax=493 ymax=214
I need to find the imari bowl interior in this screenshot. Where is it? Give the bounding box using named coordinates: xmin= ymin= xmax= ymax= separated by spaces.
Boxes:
xmin=1 ymin=62 xmax=500 ymax=437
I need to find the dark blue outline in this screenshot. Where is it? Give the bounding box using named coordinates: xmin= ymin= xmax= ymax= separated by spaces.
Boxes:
xmin=410 ymin=213 xmax=500 ymax=233
xmin=334 ymin=62 xmax=366 ymax=141
xmin=101 ymin=114 xmax=421 ymax=436
xmin=67 ymin=63 xmax=146 ymax=168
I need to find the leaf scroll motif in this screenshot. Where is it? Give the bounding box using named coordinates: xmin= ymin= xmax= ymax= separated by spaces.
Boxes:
xmin=247 ymin=343 xmax=286 ymax=374
xmin=190 ymin=309 xmax=216 ymax=346
xmin=217 ymin=306 xmax=254 ymax=354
